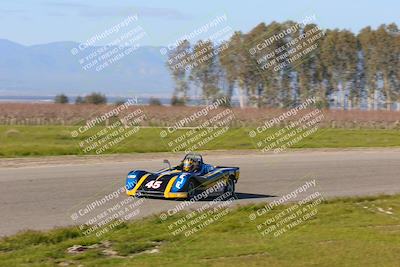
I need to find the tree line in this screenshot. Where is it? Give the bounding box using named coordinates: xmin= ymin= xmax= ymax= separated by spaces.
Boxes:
xmin=167 ymin=22 xmax=400 ymax=110
xmin=54 ymin=93 xmax=107 ymax=105
xmin=54 ymin=93 xmax=163 ymax=106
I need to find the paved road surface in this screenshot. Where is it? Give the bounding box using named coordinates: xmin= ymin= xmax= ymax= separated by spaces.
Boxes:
xmin=1 ymin=149 xmax=399 ymax=236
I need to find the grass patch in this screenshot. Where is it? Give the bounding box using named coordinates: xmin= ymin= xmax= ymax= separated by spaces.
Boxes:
xmin=0 ymin=195 xmax=399 ymax=266
xmin=0 ymin=125 xmax=399 ymax=157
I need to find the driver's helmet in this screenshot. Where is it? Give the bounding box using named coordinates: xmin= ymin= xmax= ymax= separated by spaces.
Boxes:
xmin=183 ymin=157 xmax=200 ymax=172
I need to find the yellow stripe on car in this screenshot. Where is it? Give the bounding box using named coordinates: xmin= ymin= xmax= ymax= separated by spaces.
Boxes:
xmin=156 ymin=169 xmax=181 ymax=180
xmin=164 ymin=175 xmax=177 ymax=198
xmin=126 ymin=173 xmax=151 ymax=196
xmin=204 ymin=168 xmax=231 ymax=177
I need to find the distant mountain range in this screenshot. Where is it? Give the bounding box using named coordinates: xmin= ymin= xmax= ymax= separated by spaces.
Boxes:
xmin=0 ymin=39 xmax=173 ymax=97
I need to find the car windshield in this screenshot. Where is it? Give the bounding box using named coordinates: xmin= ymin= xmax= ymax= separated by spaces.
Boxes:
xmin=184 ymin=153 xmax=202 ymax=163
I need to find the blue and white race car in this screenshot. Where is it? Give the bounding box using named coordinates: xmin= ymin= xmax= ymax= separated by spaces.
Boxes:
xmin=125 ymin=153 xmax=239 ymax=199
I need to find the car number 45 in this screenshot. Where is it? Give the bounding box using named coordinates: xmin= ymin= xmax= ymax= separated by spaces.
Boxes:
xmin=145 ymin=180 xmax=162 ymax=189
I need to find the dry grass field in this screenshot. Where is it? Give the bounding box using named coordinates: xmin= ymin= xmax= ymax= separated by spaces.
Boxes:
xmin=0 ymin=103 xmax=399 ymax=128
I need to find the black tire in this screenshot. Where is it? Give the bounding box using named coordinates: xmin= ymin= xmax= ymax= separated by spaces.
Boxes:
xmin=224 ymin=178 xmax=236 ymax=199
xmin=187 ymin=180 xmax=196 ymax=200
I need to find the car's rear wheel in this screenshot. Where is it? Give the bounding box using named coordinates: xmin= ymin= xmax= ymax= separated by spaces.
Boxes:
xmin=224 ymin=178 xmax=236 ymax=198
xmin=187 ymin=180 xmax=196 ymax=200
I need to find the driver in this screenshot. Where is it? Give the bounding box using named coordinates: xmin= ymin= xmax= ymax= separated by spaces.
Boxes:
xmin=182 ymin=158 xmax=201 ymax=173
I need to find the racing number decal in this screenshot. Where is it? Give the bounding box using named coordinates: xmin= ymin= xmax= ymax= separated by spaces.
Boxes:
xmin=145 ymin=180 xmax=162 ymax=189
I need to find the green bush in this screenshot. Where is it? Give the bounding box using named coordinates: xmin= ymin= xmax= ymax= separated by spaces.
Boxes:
xmin=54 ymin=94 xmax=69 ymax=104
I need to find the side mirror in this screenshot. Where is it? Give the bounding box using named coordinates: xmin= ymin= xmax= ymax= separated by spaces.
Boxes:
xmin=163 ymin=159 xmax=171 ymax=169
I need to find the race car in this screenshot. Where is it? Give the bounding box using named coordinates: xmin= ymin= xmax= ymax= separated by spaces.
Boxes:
xmin=125 ymin=153 xmax=239 ymax=200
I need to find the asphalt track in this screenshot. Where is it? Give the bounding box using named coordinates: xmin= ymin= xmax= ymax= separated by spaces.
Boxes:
xmin=1 ymin=148 xmax=400 ymax=236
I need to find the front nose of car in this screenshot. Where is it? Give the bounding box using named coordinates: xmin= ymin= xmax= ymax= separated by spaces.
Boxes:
xmin=125 ymin=172 xmax=138 ymax=191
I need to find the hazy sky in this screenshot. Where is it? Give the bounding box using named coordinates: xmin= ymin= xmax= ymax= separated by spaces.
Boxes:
xmin=1 ymin=0 xmax=399 ymax=46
